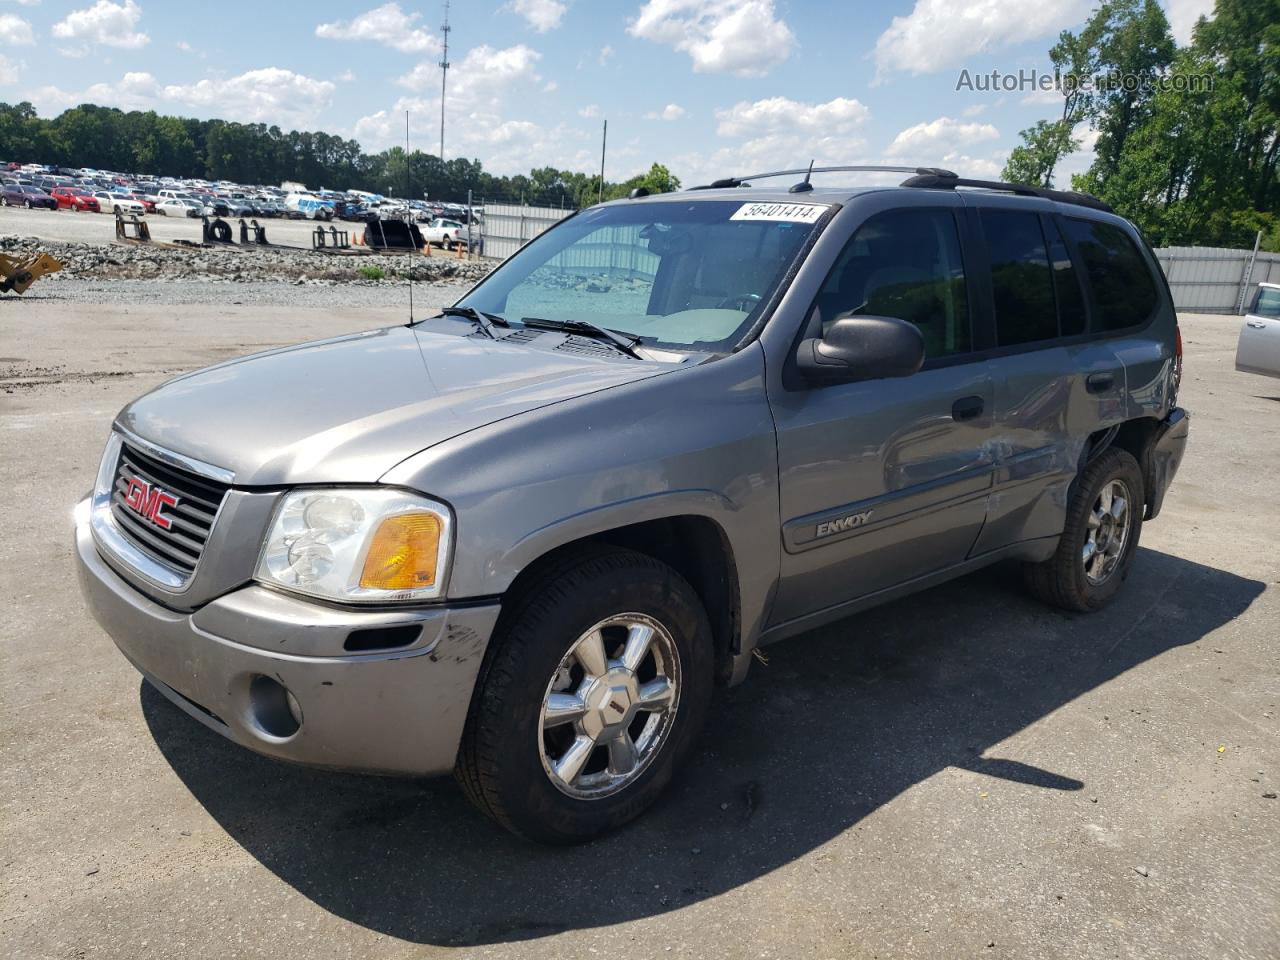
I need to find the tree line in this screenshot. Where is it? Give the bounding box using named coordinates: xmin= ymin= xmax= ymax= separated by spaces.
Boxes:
xmin=0 ymin=101 xmax=680 ymax=208
xmin=1003 ymin=0 xmax=1279 ymax=251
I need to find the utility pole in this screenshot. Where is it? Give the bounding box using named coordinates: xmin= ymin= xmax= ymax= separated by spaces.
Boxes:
xmin=439 ymin=0 xmax=451 ymax=163
xmin=598 ymin=119 xmax=607 ymax=204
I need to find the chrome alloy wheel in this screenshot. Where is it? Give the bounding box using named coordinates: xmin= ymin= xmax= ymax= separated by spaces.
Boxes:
xmin=538 ymin=614 xmax=681 ymax=799
xmin=1083 ymin=478 xmax=1132 ymax=585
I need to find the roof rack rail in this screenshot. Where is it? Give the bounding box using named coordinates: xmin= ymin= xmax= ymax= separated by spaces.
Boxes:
xmin=689 ymin=165 xmax=957 ymax=190
xmin=899 ymin=172 xmax=1113 ymax=212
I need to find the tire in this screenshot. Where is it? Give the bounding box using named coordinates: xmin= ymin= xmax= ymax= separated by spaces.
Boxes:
xmin=113 ymin=205 xmax=122 ymax=216
xmin=457 ymin=545 xmax=714 ymax=843
xmin=1023 ymin=446 xmax=1145 ymax=612
xmin=24 ymin=200 xmax=31 ymax=209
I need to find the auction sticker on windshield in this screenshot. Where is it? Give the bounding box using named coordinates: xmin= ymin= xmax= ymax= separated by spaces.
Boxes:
xmin=729 ymin=202 xmax=828 ymax=224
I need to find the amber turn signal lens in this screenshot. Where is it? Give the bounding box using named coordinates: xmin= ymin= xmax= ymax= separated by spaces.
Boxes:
xmin=359 ymin=512 xmax=441 ymax=591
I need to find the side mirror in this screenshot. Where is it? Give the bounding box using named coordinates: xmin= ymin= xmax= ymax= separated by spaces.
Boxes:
xmin=795 ymin=315 xmax=926 ymax=384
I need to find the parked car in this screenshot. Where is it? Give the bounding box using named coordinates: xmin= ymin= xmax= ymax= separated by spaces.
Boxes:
xmin=200 ymin=197 xmax=232 ymax=217
xmin=1235 ymin=281 xmax=1280 ymax=379
xmin=421 ymin=217 xmax=467 ymax=249
xmin=74 ymin=167 xmax=1191 ymax=843
xmin=125 ymin=192 xmax=157 ymax=213
xmin=155 ymin=197 xmax=200 ymax=218
xmin=1 ymin=184 xmax=58 ymax=209
xmin=284 ymin=192 xmax=333 ymax=220
xmin=50 ymin=186 xmax=101 ymax=212
xmin=92 ymin=192 xmax=146 ymax=216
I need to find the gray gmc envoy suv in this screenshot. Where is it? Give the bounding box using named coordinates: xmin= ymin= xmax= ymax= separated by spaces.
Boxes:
xmin=76 ymin=166 xmax=1190 ymax=842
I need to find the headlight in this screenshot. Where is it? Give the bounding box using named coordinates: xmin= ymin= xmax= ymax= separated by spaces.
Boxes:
xmin=255 ymin=488 xmax=451 ymax=603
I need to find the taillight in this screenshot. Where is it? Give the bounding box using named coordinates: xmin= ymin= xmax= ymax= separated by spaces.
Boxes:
xmin=1172 ymin=325 xmax=1183 ymax=401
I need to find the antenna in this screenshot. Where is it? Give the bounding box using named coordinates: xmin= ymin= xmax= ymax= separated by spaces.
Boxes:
xmin=439 ymin=0 xmax=451 ymax=163
xmin=406 ymin=109 xmax=414 ymax=324
xmin=789 ymin=159 xmax=815 ymax=193
xmin=598 ymin=119 xmax=607 ymax=204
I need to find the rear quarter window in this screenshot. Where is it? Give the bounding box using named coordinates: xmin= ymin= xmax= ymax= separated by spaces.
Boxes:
xmin=1062 ymin=218 xmax=1158 ymax=331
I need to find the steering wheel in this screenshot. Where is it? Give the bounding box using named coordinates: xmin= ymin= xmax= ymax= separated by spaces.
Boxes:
xmin=717 ymin=293 xmax=762 ymax=311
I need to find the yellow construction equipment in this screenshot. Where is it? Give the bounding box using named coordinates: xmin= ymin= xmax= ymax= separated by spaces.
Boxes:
xmin=0 ymin=252 xmax=64 ymax=295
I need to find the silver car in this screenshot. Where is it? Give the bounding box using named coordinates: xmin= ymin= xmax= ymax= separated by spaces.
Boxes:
xmin=75 ymin=167 xmax=1190 ymax=842
xmin=1236 ymin=282 xmax=1280 ymax=379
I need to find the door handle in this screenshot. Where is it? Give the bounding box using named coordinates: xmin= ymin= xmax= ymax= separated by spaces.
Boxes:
xmin=951 ymin=395 xmax=984 ymax=421
xmin=1086 ymin=372 xmax=1115 ymax=394
xmin=1246 ymin=320 xmax=1267 ymax=328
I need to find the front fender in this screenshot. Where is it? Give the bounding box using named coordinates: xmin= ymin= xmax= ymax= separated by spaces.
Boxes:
xmin=380 ymin=344 xmax=781 ymax=649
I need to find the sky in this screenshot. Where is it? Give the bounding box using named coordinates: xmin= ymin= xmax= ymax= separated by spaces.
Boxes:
xmin=0 ymin=0 xmax=1217 ymax=188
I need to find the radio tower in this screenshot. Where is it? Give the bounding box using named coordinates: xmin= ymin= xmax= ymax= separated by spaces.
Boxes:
xmin=438 ymin=0 xmax=451 ymax=163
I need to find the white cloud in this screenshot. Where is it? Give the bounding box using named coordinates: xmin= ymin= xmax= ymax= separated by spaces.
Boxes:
xmin=510 ymin=0 xmax=566 ymax=32
xmin=961 ymin=103 xmax=986 ymax=117
xmin=51 ymin=0 xmax=149 ymax=49
xmin=578 ymin=104 xmax=600 ymax=118
xmin=628 ymin=0 xmax=796 ymax=76
xmin=31 ymin=67 xmax=335 ymax=128
xmin=356 ymin=43 xmax=597 ymax=174
xmin=598 ymin=44 xmax=614 ymax=65
xmin=163 ymin=68 xmax=335 ymax=127
xmin=1054 ymin=122 xmax=1099 ymax=182
xmin=888 ymin=116 xmax=1000 ymax=156
xmin=31 ymin=70 xmax=160 ymax=114
xmin=1163 ymin=0 xmax=1214 ymax=45
xmin=0 ymin=53 xmax=18 ymax=83
xmin=645 ymin=103 xmax=685 ymax=121
xmin=0 ymin=12 xmax=34 ymax=45
xmin=873 ymin=0 xmax=1087 ymax=77
xmin=315 ymin=2 xmax=440 ymax=54
xmin=398 ymin=43 xmax=543 ymax=112
xmin=676 ymin=96 xmax=872 ymax=183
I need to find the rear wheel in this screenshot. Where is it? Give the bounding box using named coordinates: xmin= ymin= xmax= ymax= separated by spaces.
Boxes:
xmin=1023 ymin=447 xmax=1144 ymax=612
xmin=457 ymin=546 xmax=714 ymax=843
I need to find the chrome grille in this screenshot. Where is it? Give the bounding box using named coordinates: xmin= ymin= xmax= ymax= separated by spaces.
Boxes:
xmin=109 ymin=442 xmax=230 ymax=577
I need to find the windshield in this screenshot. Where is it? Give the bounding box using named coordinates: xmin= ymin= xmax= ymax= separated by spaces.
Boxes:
xmin=458 ymin=199 xmax=830 ymax=352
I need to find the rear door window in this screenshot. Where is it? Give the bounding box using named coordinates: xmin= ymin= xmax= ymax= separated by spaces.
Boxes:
xmin=981 ymin=209 xmax=1057 ymax=347
xmin=1062 ymin=218 xmax=1158 ymax=331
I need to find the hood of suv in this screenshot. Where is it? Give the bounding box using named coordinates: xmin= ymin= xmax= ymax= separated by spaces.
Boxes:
xmin=116 ymin=325 xmax=671 ymax=486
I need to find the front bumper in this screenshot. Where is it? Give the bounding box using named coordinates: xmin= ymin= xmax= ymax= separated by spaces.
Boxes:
xmin=75 ymin=503 xmax=500 ymax=776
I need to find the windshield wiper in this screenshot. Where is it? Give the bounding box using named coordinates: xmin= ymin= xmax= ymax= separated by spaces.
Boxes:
xmin=520 ymin=317 xmax=643 ymax=359
xmin=440 ymin=305 xmax=509 ymax=340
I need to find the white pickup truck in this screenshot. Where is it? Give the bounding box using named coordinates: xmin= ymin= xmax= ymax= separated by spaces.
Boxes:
xmin=421 ymin=217 xmax=467 ymax=250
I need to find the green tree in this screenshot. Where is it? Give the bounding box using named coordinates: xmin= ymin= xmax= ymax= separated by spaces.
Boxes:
xmin=1003 ymin=120 xmax=1080 ymax=186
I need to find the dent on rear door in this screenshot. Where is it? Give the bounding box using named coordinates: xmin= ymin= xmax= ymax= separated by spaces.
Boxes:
xmin=972 ymin=340 xmax=1126 ymax=554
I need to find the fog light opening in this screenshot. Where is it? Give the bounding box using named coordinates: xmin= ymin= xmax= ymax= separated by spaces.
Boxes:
xmin=249 ymin=675 xmax=302 ymax=739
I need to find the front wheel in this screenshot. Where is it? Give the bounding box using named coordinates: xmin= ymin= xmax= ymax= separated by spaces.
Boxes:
xmin=24 ymin=200 xmax=31 ymax=209
xmin=1023 ymin=446 xmax=1144 ymax=612
xmin=457 ymin=546 xmax=714 ymax=843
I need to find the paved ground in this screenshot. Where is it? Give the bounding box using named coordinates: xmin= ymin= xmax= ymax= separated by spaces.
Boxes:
xmin=1 ymin=290 xmax=1277 ymax=959
xmin=0 ymin=204 xmax=354 ymax=250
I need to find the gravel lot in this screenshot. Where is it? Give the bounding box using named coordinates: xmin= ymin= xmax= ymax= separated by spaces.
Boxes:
xmin=1 ymin=287 xmax=1277 ymax=960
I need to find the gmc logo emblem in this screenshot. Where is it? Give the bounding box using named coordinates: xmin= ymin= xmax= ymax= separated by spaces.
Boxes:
xmin=123 ymin=476 xmax=179 ymax=530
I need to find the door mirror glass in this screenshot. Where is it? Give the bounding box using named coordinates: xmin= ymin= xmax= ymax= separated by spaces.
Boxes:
xmin=796 ymin=315 xmax=926 ymax=384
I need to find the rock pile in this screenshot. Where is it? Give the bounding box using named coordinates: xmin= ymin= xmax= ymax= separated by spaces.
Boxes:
xmin=0 ymin=234 xmax=493 ymax=286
